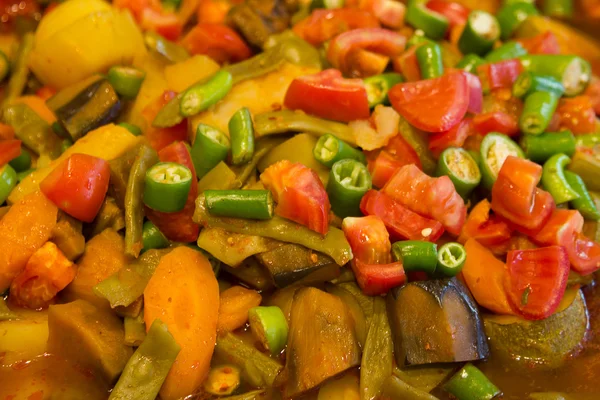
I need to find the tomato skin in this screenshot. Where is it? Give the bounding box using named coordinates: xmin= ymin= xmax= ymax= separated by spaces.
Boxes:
xmin=142 ymin=91 xmax=189 ymax=151
xmin=458 ymin=199 xmax=512 ymax=247
xmin=382 ymin=164 xmax=466 ymax=236
xmin=556 ymin=96 xmax=597 ymax=134
xmin=367 ymin=133 xmax=421 ymax=187
xmin=141 ymin=8 xmax=182 ymax=40
xmin=495 ymin=188 xmax=556 ymax=234
xmin=35 ymin=86 xmax=57 ymax=101
xmin=473 ymin=111 xmax=519 ymax=137
xmin=425 ymin=0 xmax=470 ymax=29
xmin=284 ymin=69 xmax=370 ymax=123
xmin=351 ymin=259 xmax=406 ymax=296
xmin=517 ymin=31 xmax=560 ymax=55
xmin=360 ymin=189 xmax=445 ymax=242
xmin=392 ymin=46 xmax=421 ymax=81
xmin=0 ymin=139 xmax=21 ymax=167
xmin=293 ymin=8 xmax=380 ymax=47
xmin=428 ymin=118 xmax=473 ymax=158
xmin=504 ymin=246 xmax=569 ymax=321
xmin=569 ymin=233 xmax=600 ymax=275
xmin=181 ymin=23 xmax=252 ymax=64
xmin=492 ymin=156 xmax=542 ymax=216
xmin=40 ymin=154 xmax=110 ymax=223
xmin=342 ymin=215 xmax=391 ymax=264
xmin=388 ymin=72 xmax=470 ymax=133
xmin=261 ymin=160 xmax=331 ymax=235
xmin=9 ymin=242 xmax=76 ymax=310
xmin=371 ymin=0 xmax=406 ymax=29
xmin=0 ymin=123 xmax=15 ymax=140
xmin=477 ymin=59 xmax=523 ymax=92
xmin=145 ymin=141 xmax=200 ymax=243
xmin=197 ymin=0 xmax=232 ymax=24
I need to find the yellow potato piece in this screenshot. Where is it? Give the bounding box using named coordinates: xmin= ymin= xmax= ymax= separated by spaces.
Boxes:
xmin=8 ymin=124 xmax=142 ymax=204
xmin=165 ymin=55 xmax=220 ymax=93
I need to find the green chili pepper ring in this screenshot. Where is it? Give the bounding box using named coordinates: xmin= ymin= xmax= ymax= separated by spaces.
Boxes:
xmin=143 ymin=162 xmax=193 ymax=213
xmin=436 ymin=242 xmax=466 ymax=277
xmin=327 ymin=159 xmax=372 ymax=218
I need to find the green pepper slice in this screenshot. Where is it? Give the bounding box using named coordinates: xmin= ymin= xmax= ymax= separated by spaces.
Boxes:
xmin=436 ymin=242 xmax=466 ymax=277
xmin=191 ymin=123 xmax=231 ymax=179
xmin=107 ymin=66 xmax=146 ymax=99
xmin=542 ymin=153 xmax=580 ymax=204
xmin=484 ymin=42 xmax=527 ymax=63
xmin=458 ymin=10 xmax=500 ymax=56
xmin=142 ymin=220 xmax=170 ymax=251
xmin=143 ymin=162 xmax=192 ymax=213
xmin=205 ymin=190 xmax=274 ymax=220
xmin=228 ymin=107 xmax=255 ymax=165
xmin=480 ymin=133 xmax=525 ymax=189
xmin=8 ymin=147 xmax=31 ymax=172
xmin=520 ymin=130 xmax=575 ymax=163
xmin=363 ymin=72 xmax=405 ymax=108
xmin=455 ymin=54 xmax=485 ymax=74
xmin=416 ymin=42 xmax=444 ymax=79
xmin=520 ymin=54 xmax=591 ymax=96
xmin=0 ymin=164 xmax=17 ymax=205
xmin=405 ymin=0 xmax=449 ymax=40
xmin=180 ymin=70 xmax=233 ymax=117
xmin=443 ymin=363 xmax=501 ymax=400
xmin=327 ymin=159 xmax=372 ymax=218
xmin=496 ymin=2 xmax=539 ymax=40
xmin=512 ymin=71 xmax=564 ymax=99
xmin=391 ymin=240 xmax=438 ymax=275
xmin=564 ymin=171 xmax=600 ymax=220
xmin=313 ymin=134 xmax=367 ymax=168
xmin=436 ymin=147 xmax=481 ymax=199
xmin=248 ymin=306 xmax=289 ymax=355
xmin=519 ymin=91 xmax=560 ymax=135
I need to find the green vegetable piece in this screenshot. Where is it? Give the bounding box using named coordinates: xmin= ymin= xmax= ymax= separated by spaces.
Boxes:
xmin=143 ymin=162 xmax=192 ymax=213
xmin=151 ymin=92 xmax=185 ymax=128
xmin=575 ymin=133 xmax=600 ymax=149
xmin=205 ymin=189 xmax=274 ymax=220
xmin=380 ymin=375 xmax=438 ymax=400
xmin=180 ymin=70 xmax=233 ymax=117
xmin=363 ymin=72 xmax=404 ymax=108
xmin=223 ymin=48 xmax=284 ymax=86
xmin=542 ymin=0 xmax=573 ymax=18
xmin=520 ymin=54 xmax=591 ymax=96
xmin=512 ymin=71 xmax=564 ymax=99
xmin=191 ymin=123 xmax=231 ymax=179
xmin=204 ymin=365 xmax=241 ymax=396
xmin=118 ymin=122 xmax=143 ymax=136
xmin=568 ymin=151 xmax=600 ymax=192
xmin=110 ymin=319 xmax=181 ymax=400
xmin=484 ymin=41 xmax=527 ymax=63
xmin=142 ymin=220 xmax=170 ymax=251
xmin=60 ymin=138 xmax=73 ymax=153
xmin=108 ymin=66 xmax=146 ymax=99
xmin=8 ymin=147 xmax=31 ymax=172
xmin=229 ymin=107 xmax=255 ymax=165
xmin=542 ymin=153 xmax=580 ymax=204
xmin=327 ymin=159 xmax=371 ymax=218
xmin=123 ymin=311 xmax=146 ymax=347
xmin=521 ymin=130 xmax=575 ymax=163
xmin=248 ymin=306 xmax=289 ymax=355
xmin=0 ymin=164 xmax=17 ymax=205
xmin=314 ymin=134 xmax=367 ymax=168
xmin=564 ymin=171 xmax=600 ymax=220
xmin=405 ymin=0 xmax=449 ymax=40
xmin=436 ymin=147 xmax=481 ymax=199
xmin=2 ymin=33 xmax=33 ymax=106
xmin=416 ymin=42 xmax=444 ymax=79
xmin=519 ymin=91 xmax=560 ymax=135
xmin=480 ymin=133 xmax=525 ymax=189
xmin=406 ymin=30 xmax=432 ymax=48
xmin=144 ymin=31 xmax=190 ymax=63
xmin=436 ymin=242 xmax=466 ymax=277
xmin=496 ymin=2 xmax=539 ymax=40
xmin=392 ymin=240 xmax=438 ymax=274
xmin=458 ymin=10 xmax=500 ymax=56
xmin=197 ymin=161 xmax=242 ymax=192
xmin=455 ymin=54 xmax=485 ymax=74
xmin=443 ymin=363 xmax=501 ymax=400
xmin=0 ymin=49 xmax=9 ymax=82
xmin=124 ymin=145 xmax=159 ymax=257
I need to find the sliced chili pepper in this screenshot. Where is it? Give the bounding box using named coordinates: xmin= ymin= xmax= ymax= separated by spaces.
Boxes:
xmin=556 ymin=96 xmax=597 ymax=135
xmin=118 ymin=122 xmax=143 ymax=137
xmin=191 ymin=123 xmax=231 ymax=179
xmin=519 ymin=91 xmax=560 ymax=135
xmin=436 ymin=147 xmax=481 ymax=199
xmin=142 ymin=220 xmax=170 ymax=251
xmin=542 ymin=153 xmax=580 ymax=204
xmin=180 ymin=70 xmax=233 ymax=117
xmin=205 ymin=190 xmax=274 ymax=220
xmin=458 ymin=199 xmax=512 ymax=247
xmin=248 ymin=306 xmax=288 ymax=355
xmin=405 ymin=0 xmax=449 ymax=40
xmin=479 ymin=133 xmax=524 ymax=189
xmin=457 ymin=10 xmax=500 ymax=56
xmin=477 ymin=59 xmax=524 ymax=93
xmin=391 ymin=240 xmax=438 ymax=274
xmin=425 ymin=0 xmax=470 ymax=29
xmin=314 ymin=134 xmax=367 ymax=168
xmin=363 ymin=72 xmax=405 ymax=108
xmin=429 ymin=118 xmax=473 ymax=158
xmin=8 ymin=146 xmax=31 ymax=172
xmin=512 ymin=71 xmax=564 ymax=99
xmin=520 ymin=54 xmax=591 ymax=97
xmin=473 ymin=111 xmax=519 ymax=137
xmin=444 ymin=364 xmax=501 ymax=400
xmin=485 ymin=42 xmax=527 ymax=63
xmin=542 ymin=0 xmax=573 ymax=18
xmin=142 ymin=91 xmax=188 ymax=151
xmin=415 ymin=42 xmax=444 ymax=79
xmin=564 ymin=171 xmax=600 ymax=220
xmin=496 ymin=2 xmax=538 ymax=40
xmin=436 ymin=242 xmax=466 ymax=277
xmin=143 ymin=162 xmax=193 ymax=213
xmin=107 ymin=66 xmax=146 ymax=99
xmin=0 ymin=164 xmax=17 ymax=205
xmin=456 ymin=54 xmax=484 ymax=74
xmin=228 ymin=107 xmax=255 ymax=166
xmin=521 ymin=130 xmax=576 ymax=163
xmin=327 ymin=159 xmax=372 ymax=218
xmin=517 ymin=31 xmax=560 ymax=55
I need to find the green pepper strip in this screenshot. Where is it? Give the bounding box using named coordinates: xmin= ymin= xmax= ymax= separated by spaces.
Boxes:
xmin=542 ymin=0 xmax=573 ymax=18
xmin=480 ymin=133 xmax=525 ymax=189
xmin=519 ymin=91 xmax=560 ymax=135
xmin=443 ymin=363 xmax=501 ymax=400
xmin=416 ymin=42 xmax=444 ymax=79
xmin=180 ymin=70 xmax=233 ymax=117
xmin=496 ymin=2 xmax=539 ymax=40
xmin=8 ymin=147 xmax=31 ymax=172
xmin=125 ymin=145 xmax=159 ymax=257
xmin=436 ymin=242 xmax=466 ymax=277
xmin=143 ymin=162 xmax=192 ymax=213
xmin=254 ymin=110 xmax=356 ymax=146
xmin=0 ymin=165 xmax=17 ymax=205
xmin=117 ymin=122 xmax=142 ymax=136
xmin=575 ymin=134 xmax=600 ymax=148
xmin=484 ymin=42 xmax=528 ymax=63
xmin=361 ymin=297 xmax=394 ymax=400
xmin=2 ymin=33 xmax=33 ymax=107
xmin=568 ymin=151 xmax=600 ymax=192
xmin=94 ymin=248 xmax=170 ymax=308
xmin=405 ymin=0 xmax=449 ymax=40
xmin=455 ymin=54 xmax=485 ymax=74
xmin=564 ymin=171 xmax=600 ymax=220
xmin=229 ymin=107 xmax=255 ymax=165
xmin=327 ymin=160 xmax=372 ymax=219
xmin=519 ymin=54 xmax=591 ymax=97
xmin=223 ymin=49 xmax=285 ymax=86
xmin=107 ymin=66 xmax=146 ymax=99
xmin=248 ymin=306 xmax=289 ymax=355
xmin=406 ymin=32 xmax=433 ymax=49
xmin=458 ymin=10 xmax=500 ymax=56
xmin=191 ymin=123 xmax=231 ymax=179
xmin=542 ymin=153 xmax=580 ymax=204
xmin=109 ymin=319 xmax=181 ymax=400
xmin=142 ymin=220 xmax=170 ymax=251
xmin=144 ymin=31 xmax=190 ymax=63
xmin=391 ymin=240 xmax=438 ymax=274
xmin=363 ymin=73 xmax=404 ymax=108
xmin=193 ymin=194 xmax=353 ymax=266
xmin=123 ymin=311 xmax=146 ymax=347
xmin=205 ymin=190 xmax=274 ymax=220
xmin=512 ymin=71 xmax=564 ymax=99
xmin=436 ymin=147 xmax=481 ymax=199
xmin=521 ymin=130 xmax=576 ymax=163
xmin=314 ymin=134 xmax=367 ymax=168
xmin=215 ymin=332 xmax=283 ymax=388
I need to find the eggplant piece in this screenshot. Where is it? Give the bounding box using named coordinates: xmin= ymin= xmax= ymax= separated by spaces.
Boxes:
xmin=283 ymin=287 xmax=361 ymax=398
xmin=387 ymin=278 xmax=489 ymax=367
xmin=228 ymin=0 xmax=291 ymax=48
xmin=265 ymin=285 xmax=302 ymax=325
xmin=223 ymin=258 xmax=274 ymax=291
xmin=256 ymin=244 xmax=339 ymax=287
xmin=484 ymin=288 xmax=588 ymax=369
xmin=50 ymin=211 xmax=85 ymax=261
xmin=325 ymin=283 xmax=368 ymax=348
xmin=48 ymin=75 xmax=122 ymax=141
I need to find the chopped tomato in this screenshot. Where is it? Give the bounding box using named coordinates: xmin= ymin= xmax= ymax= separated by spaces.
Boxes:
xmin=327 ymin=28 xmax=405 ymax=78
xmin=0 ymin=139 xmax=21 ymax=167
xmin=352 ymin=259 xmax=406 ymax=296
xmin=197 ymin=0 xmax=232 ymax=24
xmin=261 ymin=160 xmax=331 ymax=235
xmin=360 ymin=189 xmax=445 ymax=242
xmin=146 ymin=141 xmax=200 ymax=243
xmin=385 ymin=134 xmax=422 ymax=166
xmin=293 ymin=8 xmax=380 ymax=47
xmin=477 ymin=59 xmax=523 ymax=92
xmin=388 ymin=72 xmax=470 ymax=132
xmin=382 ymin=164 xmax=466 ymax=235
xmin=35 ymin=86 xmax=57 ymax=101
xmin=368 ymin=134 xmax=421 ymax=187
xmin=425 ymin=0 xmax=470 ymax=29
xmin=142 ymin=91 xmax=189 ymax=151
xmin=504 ymin=246 xmax=569 ymax=320
xmin=473 ymin=111 xmax=519 ymax=137
xmin=141 ymin=8 xmax=182 ymax=40
xmin=0 ymin=123 xmax=14 ymax=140
xmin=370 ymin=0 xmax=406 ymax=29
xmin=458 ymin=199 xmax=512 ymax=247
xmin=40 ymin=154 xmax=110 ymax=223
xmin=429 ymin=118 xmax=473 ymax=158
xmin=569 ymin=233 xmax=600 ymax=275
xmin=345 ymin=48 xmax=390 ymax=78
xmin=284 ymin=69 xmax=370 ymax=123
xmin=9 ymin=242 xmax=76 ymax=310
xmin=181 ymin=23 xmax=252 ymax=64
xmin=516 ymin=31 xmax=560 ymax=55
xmin=342 ymin=215 xmax=392 ymax=264
xmin=556 ymin=96 xmax=597 ymax=134
xmin=392 ymin=46 xmax=421 ymax=81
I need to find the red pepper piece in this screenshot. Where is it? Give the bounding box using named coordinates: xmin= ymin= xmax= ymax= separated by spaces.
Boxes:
xmin=0 ymin=139 xmax=21 ymax=167
xmin=477 ymin=59 xmax=523 ymax=92
xmin=473 ymin=111 xmax=519 ymax=137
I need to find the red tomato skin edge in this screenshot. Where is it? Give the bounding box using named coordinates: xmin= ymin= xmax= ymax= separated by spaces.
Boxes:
xmin=351 ymin=259 xmax=406 ymax=296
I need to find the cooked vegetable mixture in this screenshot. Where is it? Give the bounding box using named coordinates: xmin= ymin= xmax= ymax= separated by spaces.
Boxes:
xmin=1 ymin=0 xmax=600 ymax=399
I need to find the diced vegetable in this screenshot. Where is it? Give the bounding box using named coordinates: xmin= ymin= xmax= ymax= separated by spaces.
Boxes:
xmin=217 ymin=286 xmax=262 ymax=333
xmin=327 ymin=160 xmax=372 ymax=218
xmin=108 ymin=66 xmax=146 ymax=99
xmin=443 ymin=364 xmax=501 ymax=400
xmin=203 ymin=365 xmax=242 ymax=396
xmin=205 ymin=190 xmax=274 ymax=220
xmin=143 ymin=162 xmax=192 ymax=212
xmin=248 ymin=306 xmax=289 ymax=355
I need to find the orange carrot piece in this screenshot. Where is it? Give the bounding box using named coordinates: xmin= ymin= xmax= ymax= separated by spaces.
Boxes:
xmin=217 ymin=285 xmax=262 ymax=333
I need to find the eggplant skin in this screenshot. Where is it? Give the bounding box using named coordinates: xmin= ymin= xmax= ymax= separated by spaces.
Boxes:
xmin=228 ymin=0 xmax=291 ymax=48
xmin=388 ymin=278 xmax=489 ymax=367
